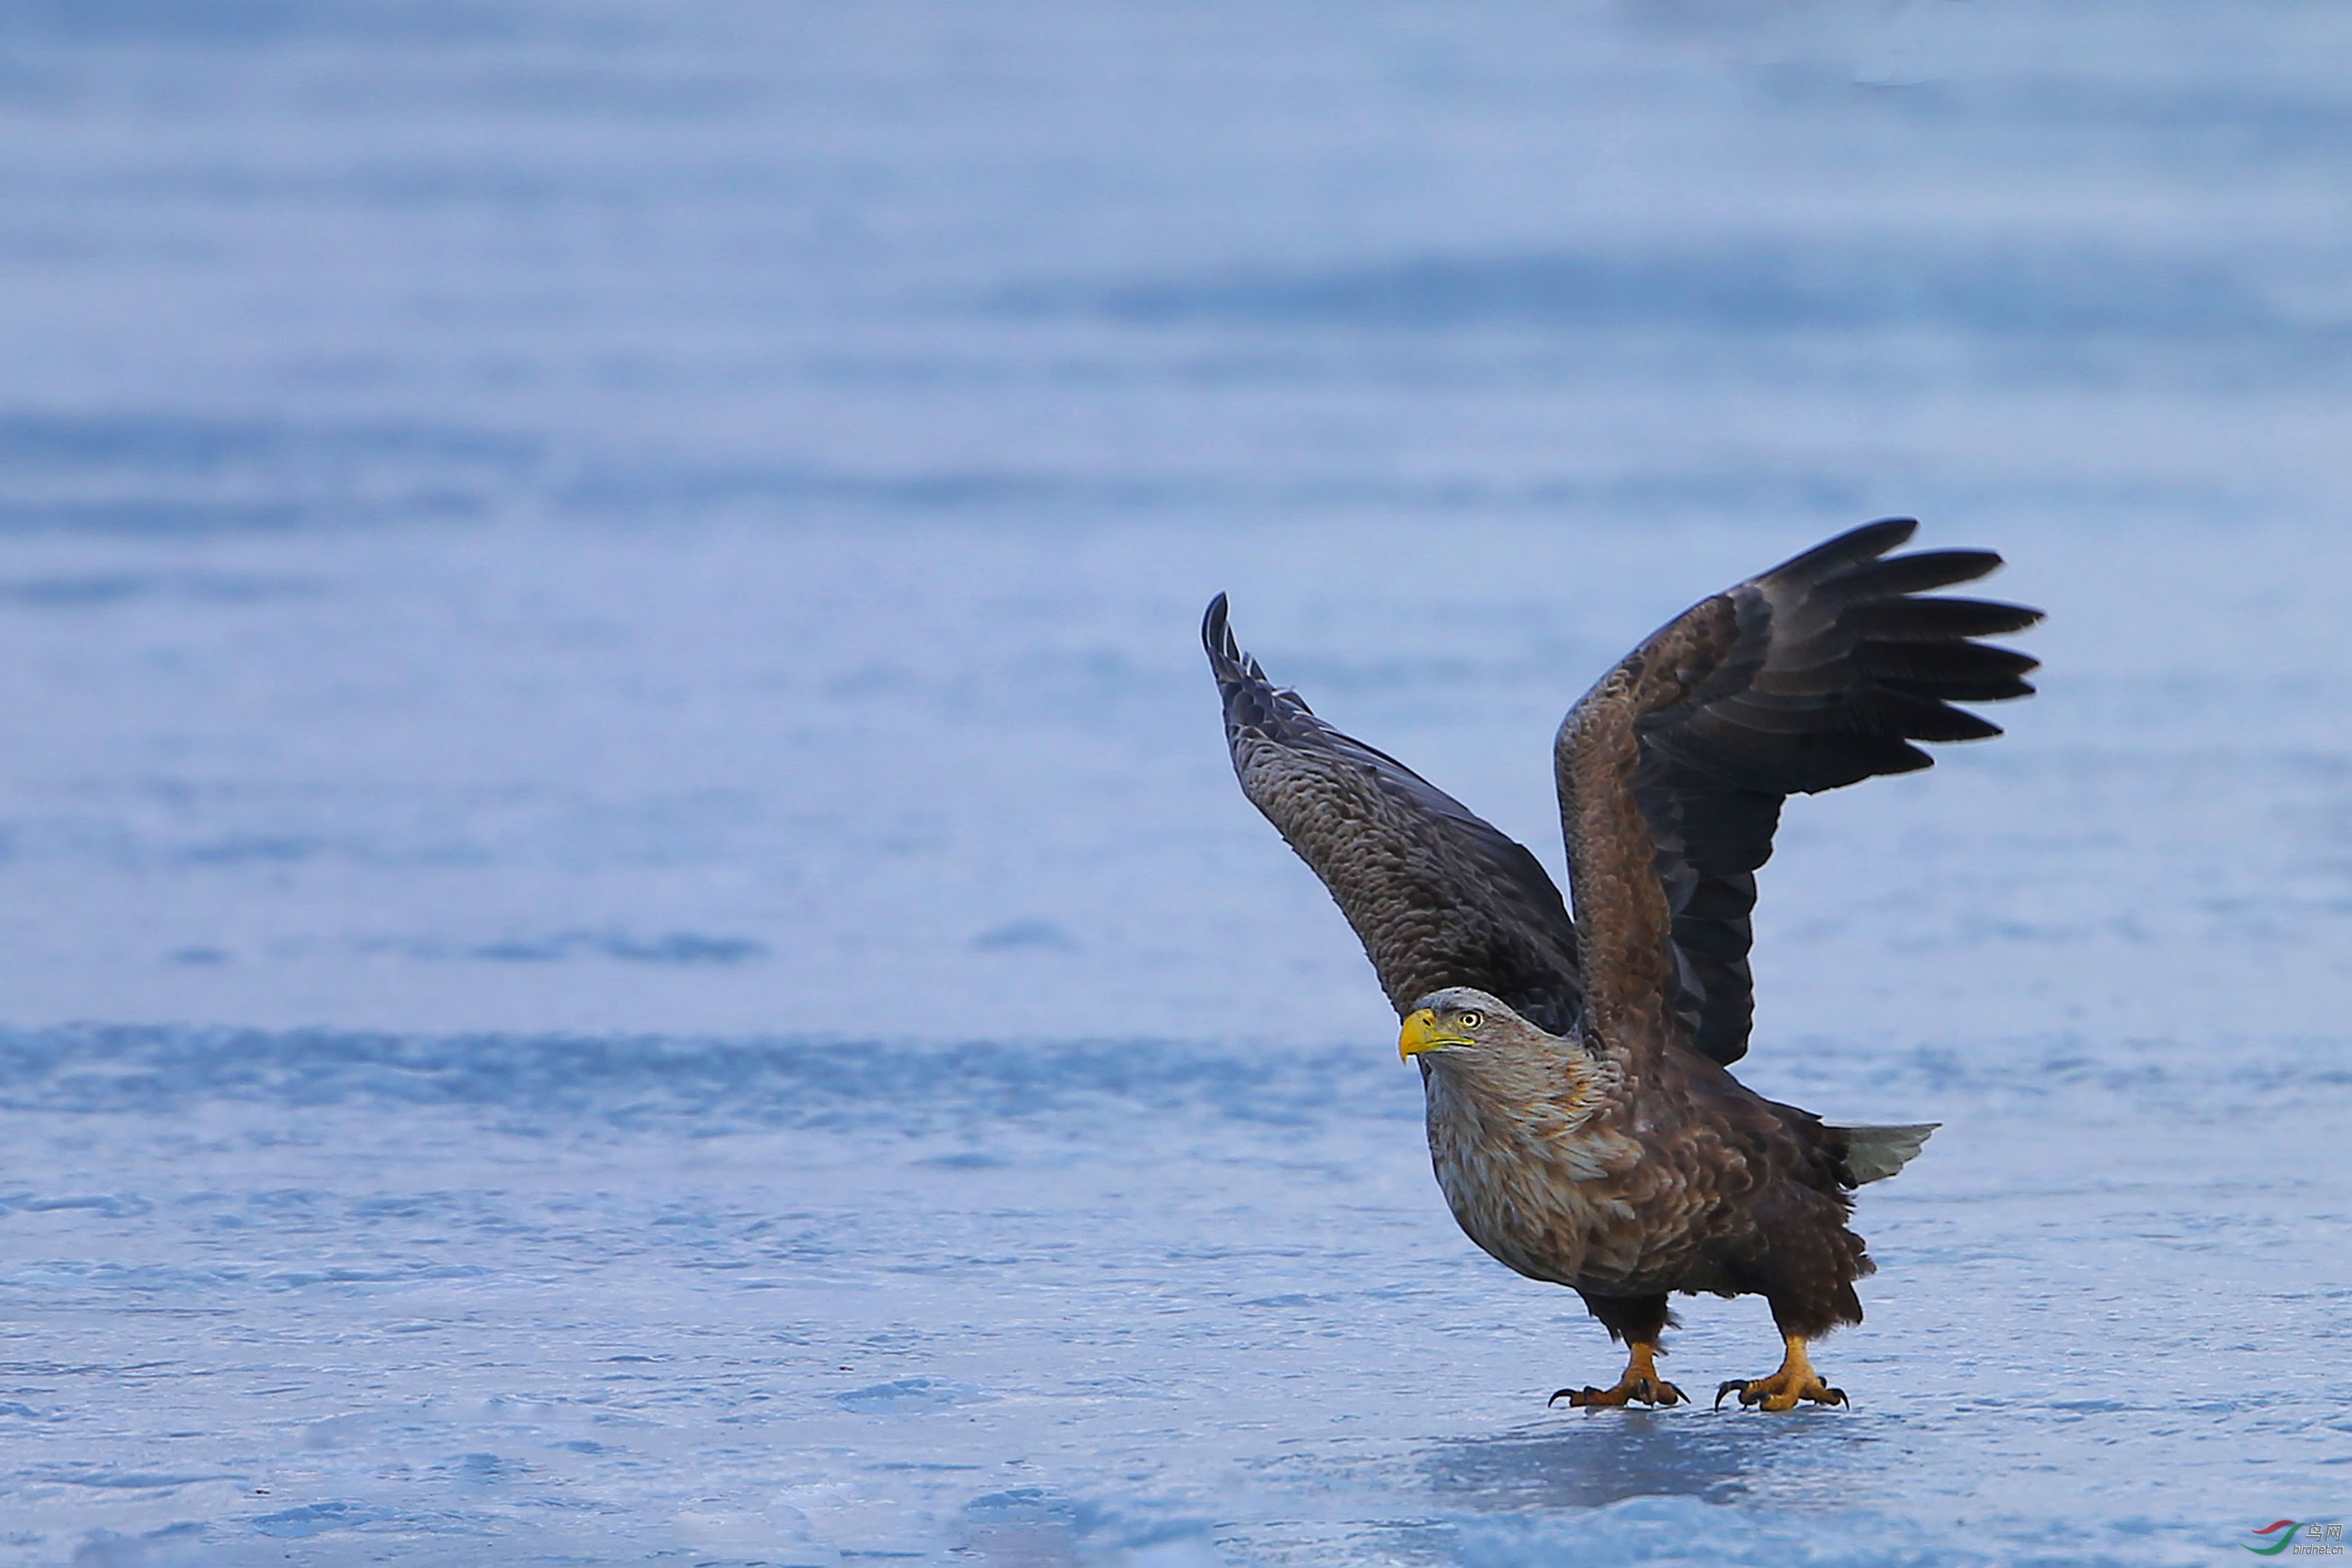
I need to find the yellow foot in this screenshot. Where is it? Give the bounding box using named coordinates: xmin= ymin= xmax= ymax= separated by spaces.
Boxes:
xmin=1712 ymin=1335 xmax=1847 ymax=1412
xmin=1548 ymin=1341 xmax=1685 ymax=1408
xmin=1551 ymin=1372 xmax=1687 ymax=1408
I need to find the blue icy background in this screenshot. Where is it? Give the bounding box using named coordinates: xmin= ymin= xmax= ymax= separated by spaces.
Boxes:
xmin=3 ymin=2 xmax=2350 ymax=1564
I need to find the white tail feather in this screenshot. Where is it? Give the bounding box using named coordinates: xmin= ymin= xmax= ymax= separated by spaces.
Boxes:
xmin=1834 ymin=1122 xmax=1938 ymax=1185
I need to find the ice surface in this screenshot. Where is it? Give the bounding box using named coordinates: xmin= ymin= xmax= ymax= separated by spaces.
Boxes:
xmin=1 ymin=1 xmax=2348 ymax=1563
xmin=4 ymin=1024 xmax=2348 ymax=1565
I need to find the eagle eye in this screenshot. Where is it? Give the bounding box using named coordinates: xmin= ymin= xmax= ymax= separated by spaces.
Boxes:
xmin=1456 ymin=1010 xmax=1482 ymax=1031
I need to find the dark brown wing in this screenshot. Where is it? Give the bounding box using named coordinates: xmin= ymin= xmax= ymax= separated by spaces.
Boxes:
xmin=1205 ymin=595 xmax=1583 ymax=1033
xmin=1552 ymin=519 xmax=2041 ymax=1065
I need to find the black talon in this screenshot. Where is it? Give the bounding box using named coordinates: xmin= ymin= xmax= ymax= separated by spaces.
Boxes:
xmin=1822 ymin=1385 xmax=1849 ymax=1407
xmin=1713 ymin=1379 xmax=1748 ymax=1410
xmin=1547 ymin=1387 xmax=1577 ymax=1407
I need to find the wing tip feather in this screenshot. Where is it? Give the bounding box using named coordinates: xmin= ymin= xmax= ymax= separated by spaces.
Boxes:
xmin=1764 ymin=516 xmax=1919 ymax=584
xmin=1204 ymin=593 xmax=1253 ymax=689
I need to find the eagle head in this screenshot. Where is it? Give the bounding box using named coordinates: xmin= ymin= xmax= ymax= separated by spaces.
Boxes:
xmin=1399 ymin=987 xmax=1524 ymax=1062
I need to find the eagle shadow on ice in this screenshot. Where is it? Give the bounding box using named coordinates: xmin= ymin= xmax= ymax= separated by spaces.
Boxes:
xmin=1417 ymin=1414 xmax=1864 ymax=1512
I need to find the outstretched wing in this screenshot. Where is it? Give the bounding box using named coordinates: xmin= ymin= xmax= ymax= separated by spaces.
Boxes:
xmin=1553 ymin=519 xmax=2041 ymax=1065
xmin=1205 ymin=595 xmax=1583 ymax=1033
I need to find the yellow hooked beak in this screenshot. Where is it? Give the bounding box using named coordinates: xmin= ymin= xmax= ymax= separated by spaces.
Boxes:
xmin=1399 ymin=1007 xmax=1469 ymax=1062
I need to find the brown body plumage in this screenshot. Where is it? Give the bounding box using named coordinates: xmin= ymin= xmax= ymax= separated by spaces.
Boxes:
xmin=1204 ymin=520 xmax=2038 ymax=1409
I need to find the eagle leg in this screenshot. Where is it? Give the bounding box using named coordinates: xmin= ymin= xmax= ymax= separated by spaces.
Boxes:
xmin=1549 ymin=1340 xmax=1686 ymax=1408
xmin=1713 ymin=1335 xmax=1848 ymax=1412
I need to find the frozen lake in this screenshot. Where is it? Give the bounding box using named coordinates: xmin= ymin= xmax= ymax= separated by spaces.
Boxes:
xmin=1 ymin=2 xmax=2348 ymax=1562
